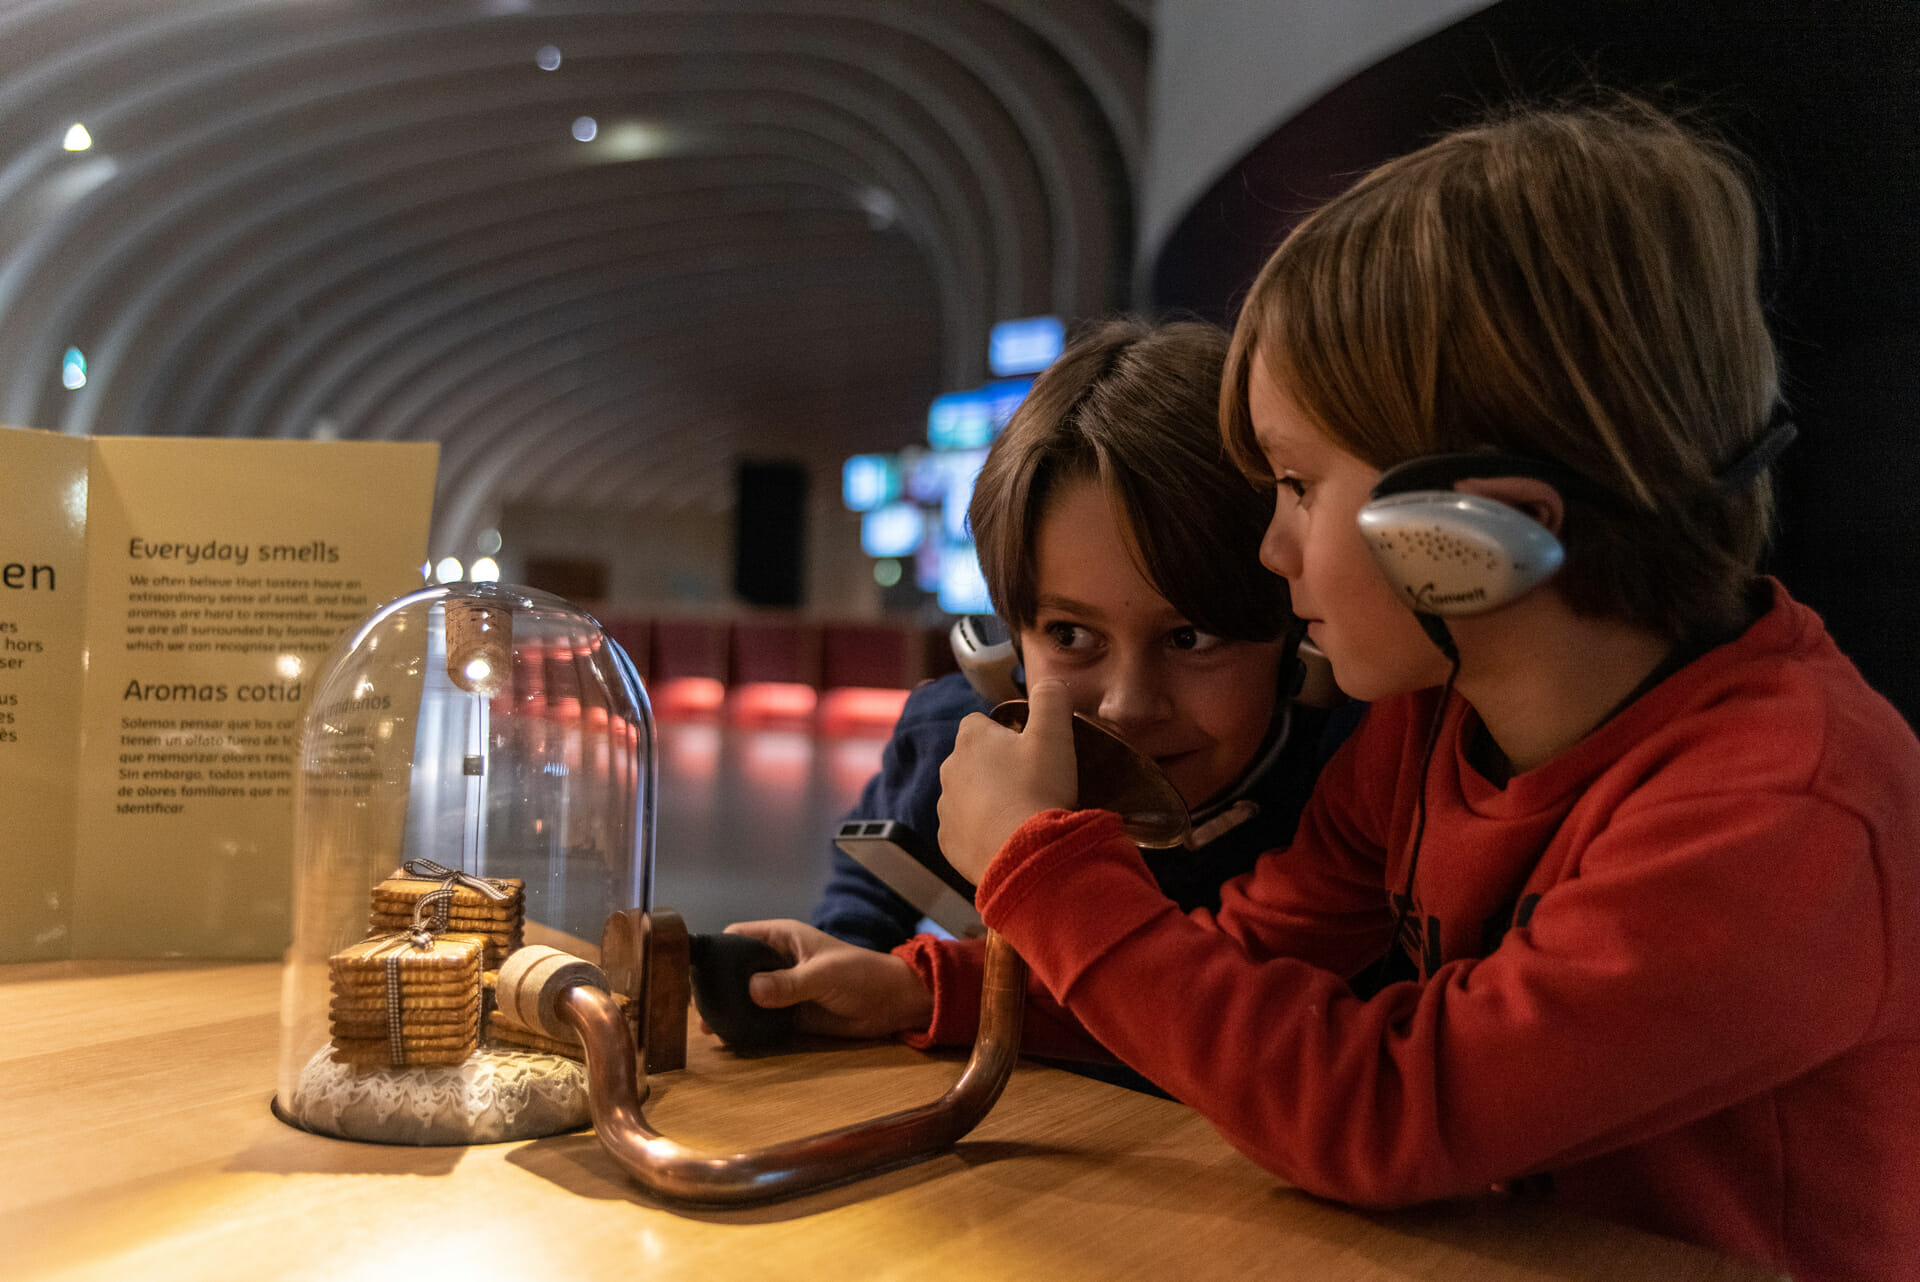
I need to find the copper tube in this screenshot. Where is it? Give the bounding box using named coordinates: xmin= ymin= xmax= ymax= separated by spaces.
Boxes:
xmin=555 ymin=928 xmax=1028 ymax=1204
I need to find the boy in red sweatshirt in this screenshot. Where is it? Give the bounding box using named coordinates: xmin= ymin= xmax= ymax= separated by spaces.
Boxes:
xmin=743 ymin=101 xmax=1920 ymax=1281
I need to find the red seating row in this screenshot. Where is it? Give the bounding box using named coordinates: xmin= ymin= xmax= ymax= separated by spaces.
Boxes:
xmin=598 ymin=613 xmax=960 ymax=733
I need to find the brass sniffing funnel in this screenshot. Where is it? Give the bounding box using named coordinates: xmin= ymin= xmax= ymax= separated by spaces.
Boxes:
xmin=987 ymin=700 xmax=1191 ymax=848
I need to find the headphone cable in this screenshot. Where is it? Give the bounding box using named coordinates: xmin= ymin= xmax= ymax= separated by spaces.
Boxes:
xmin=1365 ymin=643 xmax=1459 ymax=991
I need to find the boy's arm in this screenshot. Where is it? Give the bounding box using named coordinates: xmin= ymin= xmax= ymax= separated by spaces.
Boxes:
xmin=976 ymin=792 xmax=1886 ymax=1208
xmin=902 ymin=680 xmax=1397 ymax=1065
xmin=724 ymin=919 xmax=1122 ymax=1064
xmin=880 ymin=705 xmax=1394 ymax=1066
xmin=891 ymin=933 xmax=1126 ymax=1065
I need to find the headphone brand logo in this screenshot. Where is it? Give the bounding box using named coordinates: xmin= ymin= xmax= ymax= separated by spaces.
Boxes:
xmin=1408 ymin=582 xmax=1488 ymax=612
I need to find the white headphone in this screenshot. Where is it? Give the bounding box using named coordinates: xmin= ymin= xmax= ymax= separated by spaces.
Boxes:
xmin=1357 ymin=416 xmax=1796 ymax=649
xmin=1358 ymin=487 xmax=1566 ymax=618
xmin=1355 ymin=452 xmax=1607 ymax=619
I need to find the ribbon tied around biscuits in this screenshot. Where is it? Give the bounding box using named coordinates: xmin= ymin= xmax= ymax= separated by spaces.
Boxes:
xmin=399 ymin=857 xmax=513 ymax=936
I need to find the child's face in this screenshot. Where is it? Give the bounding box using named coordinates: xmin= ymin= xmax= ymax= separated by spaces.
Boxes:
xmin=1018 ymin=476 xmax=1286 ymax=810
xmin=1247 ymin=352 xmax=1453 ymax=701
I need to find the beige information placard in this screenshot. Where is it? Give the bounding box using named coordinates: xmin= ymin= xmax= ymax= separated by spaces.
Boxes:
xmin=0 ymin=426 xmax=437 ymax=961
xmin=0 ymin=429 xmax=90 ymax=961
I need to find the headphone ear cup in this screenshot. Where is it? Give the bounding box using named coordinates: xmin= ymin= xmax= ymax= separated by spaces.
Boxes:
xmin=1357 ymin=490 xmax=1565 ymax=616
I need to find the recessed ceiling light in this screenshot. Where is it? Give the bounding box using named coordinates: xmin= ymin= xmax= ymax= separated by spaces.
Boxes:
xmin=599 ymin=121 xmax=674 ymax=160
xmin=858 ymin=186 xmax=899 ymax=230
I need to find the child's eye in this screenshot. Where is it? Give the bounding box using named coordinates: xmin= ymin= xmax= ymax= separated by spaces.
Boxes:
xmin=1276 ymin=475 xmax=1308 ymax=502
xmin=1168 ymin=626 xmax=1225 ymax=653
xmin=1043 ymin=622 xmax=1097 ymax=652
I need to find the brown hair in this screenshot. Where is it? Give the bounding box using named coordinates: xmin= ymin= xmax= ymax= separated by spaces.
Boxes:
xmin=971 ymin=316 xmax=1290 ymax=641
xmin=1222 ymin=98 xmax=1782 ymax=641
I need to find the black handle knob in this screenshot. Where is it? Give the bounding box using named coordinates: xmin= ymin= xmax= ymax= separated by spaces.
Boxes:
xmin=688 ymin=933 xmax=797 ymax=1051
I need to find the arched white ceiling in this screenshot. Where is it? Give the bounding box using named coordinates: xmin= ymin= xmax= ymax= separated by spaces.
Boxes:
xmin=1140 ymin=0 xmax=1493 ymax=279
xmin=0 ymin=0 xmax=1147 ymax=555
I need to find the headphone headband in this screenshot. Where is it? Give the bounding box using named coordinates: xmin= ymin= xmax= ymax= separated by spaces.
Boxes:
xmin=1370 ymin=451 xmax=1620 ymax=505
xmin=1716 ymin=411 xmax=1796 ymax=489
xmin=1372 ymin=406 xmax=1794 ymax=505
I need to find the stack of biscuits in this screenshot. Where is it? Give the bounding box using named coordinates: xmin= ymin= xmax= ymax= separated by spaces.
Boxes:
xmin=369 ymin=869 xmax=525 ymax=969
xmin=328 ymin=933 xmax=484 ymax=1069
xmin=327 ymin=864 xmax=633 ymax=1069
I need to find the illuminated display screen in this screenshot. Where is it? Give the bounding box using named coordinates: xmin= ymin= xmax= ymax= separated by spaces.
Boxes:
xmin=927 ymin=389 xmax=993 ymax=451
xmin=938 ymin=449 xmax=988 ymax=541
xmin=937 ymin=542 xmax=992 ymax=614
xmin=845 ymin=332 xmax=1061 ymax=614
xmin=989 ymin=315 xmax=1064 ymax=376
xmin=842 ymin=453 xmax=901 ymax=512
xmin=860 ymin=502 xmax=925 ymax=558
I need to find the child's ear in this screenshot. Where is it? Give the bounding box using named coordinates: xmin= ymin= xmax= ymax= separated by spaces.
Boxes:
xmin=1453 ymin=476 xmax=1565 ymax=537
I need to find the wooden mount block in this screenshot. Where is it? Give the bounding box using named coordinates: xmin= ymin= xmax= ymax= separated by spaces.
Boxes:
xmin=600 ymin=906 xmax=689 ymax=1074
xmin=643 ymin=909 xmax=690 ymax=1073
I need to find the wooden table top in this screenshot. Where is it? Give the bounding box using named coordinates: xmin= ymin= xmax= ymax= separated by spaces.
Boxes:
xmin=0 ymin=960 xmax=1781 ymax=1282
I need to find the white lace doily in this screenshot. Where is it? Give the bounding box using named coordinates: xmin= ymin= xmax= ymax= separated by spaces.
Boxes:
xmin=284 ymin=1044 xmax=590 ymax=1144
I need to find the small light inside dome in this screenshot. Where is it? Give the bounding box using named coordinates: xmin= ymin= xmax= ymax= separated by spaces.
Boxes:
xmin=536 ymin=45 xmax=561 ymax=71
xmin=62 ymin=347 xmax=86 ymax=389
xmin=420 ymin=561 xmax=434 ymax=582
xmin=63 ymin=124 xmax=92 ymax=151
xmin=469 ymin=556 xmax=500 ymax=582
xmin=572 ymin=116 xmax=598 ymax=142
xmin=435 ymin=557 xmax=464 ymax=583
xmin=476 ymin=528 xmax=503 ymax=555
xmin=463 ymin=657 xmax=493 ymax=684
xmin=873 ymin=557 xmax=902 ymax=588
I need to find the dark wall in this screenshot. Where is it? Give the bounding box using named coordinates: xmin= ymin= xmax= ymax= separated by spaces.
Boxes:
xmin=732 ymin=460 xmax=809 ymax=608
xmin=1150 ymin=0 xmax=1920 ymax=726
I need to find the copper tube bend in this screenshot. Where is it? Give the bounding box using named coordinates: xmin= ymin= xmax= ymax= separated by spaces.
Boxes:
xmin=554 ymin=929 xmax=1027 ymax=1204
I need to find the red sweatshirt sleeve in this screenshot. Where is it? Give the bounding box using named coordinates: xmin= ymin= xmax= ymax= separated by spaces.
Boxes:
xmin=890 ymin=901 xmax=1122 ymax=1063
xmin=886 ymin=708 xmax=1408 ymax=1072
xmin=977 ymin=790 xmax=1887 ymax=1210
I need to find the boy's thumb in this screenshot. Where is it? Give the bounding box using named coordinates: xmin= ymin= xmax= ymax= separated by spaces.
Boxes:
xmin=1024 ymin=678 xmax=1077 ymax=750
xmin=749 ymin=968 xmax=797 ymax=1008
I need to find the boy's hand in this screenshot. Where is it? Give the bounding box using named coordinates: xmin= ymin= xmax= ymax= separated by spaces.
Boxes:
xmin=936 ymin=678 xmax=1079 ymax=885
xmin=720 ymin=919 xmax=933 ymax=1040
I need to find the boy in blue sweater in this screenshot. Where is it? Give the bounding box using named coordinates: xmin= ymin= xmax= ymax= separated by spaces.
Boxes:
xmin=799 ymin=316 xmax=1354 ymax=967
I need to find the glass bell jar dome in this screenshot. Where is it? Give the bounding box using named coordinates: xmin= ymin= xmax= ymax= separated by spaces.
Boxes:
xmin=273 ymin=582 xmax=654 ymax=1144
